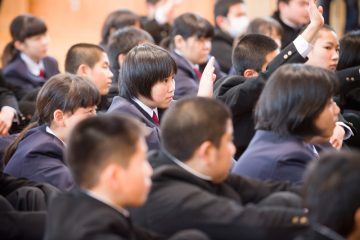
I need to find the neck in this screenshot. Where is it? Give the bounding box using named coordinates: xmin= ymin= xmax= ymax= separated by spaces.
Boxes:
xmin=49 ymin=124 xmax=66 ymax=142
xmin=137 ymin=95 xmax=156 ymax=109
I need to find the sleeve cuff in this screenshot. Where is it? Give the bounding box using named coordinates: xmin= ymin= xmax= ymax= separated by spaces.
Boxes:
xmin=293 ymin=35 xmax=313 ymax=58
xmin=336 ymin=121 xmax=354 ymax=140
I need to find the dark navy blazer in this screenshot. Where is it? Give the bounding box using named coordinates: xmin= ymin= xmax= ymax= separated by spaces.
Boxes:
xmin=232 ymin=130 xmax=317 ymax=184
xmin=107 ymin=96 xmax=163 ymax=151
xmin=3 ymin=55 xmax=59 ymax=100
xmin=4 ymin=125 xmax=74 ymax=191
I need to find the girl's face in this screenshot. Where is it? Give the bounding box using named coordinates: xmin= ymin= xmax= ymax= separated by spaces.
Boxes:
xmin=17 ymin=33 xmax=49 ymax=63
xmin=147 ymin=75 xmax=175 ymax=109
xmin=313 ymin=98 xmax=340 ymax=140
xmin=63 ymin=106 xmax=97 ymax=141
xmin=307 ymin=29 xmax=339 ymax=71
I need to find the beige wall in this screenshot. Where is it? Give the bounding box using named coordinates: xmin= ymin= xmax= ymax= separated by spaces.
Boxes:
xmin=0 ymin=0 xmax=347 ymax=70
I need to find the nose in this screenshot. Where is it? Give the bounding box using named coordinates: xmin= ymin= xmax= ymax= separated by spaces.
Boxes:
xmin=169 ymin=78 xmax=175 ymax=92
xmin=146 ymin=160 xmax=153 ymax=178
xmin=333 ymin=102 xmax=340 ymax=117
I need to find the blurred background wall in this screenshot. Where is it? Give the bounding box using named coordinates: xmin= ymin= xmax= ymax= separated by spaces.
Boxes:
xmin=0 ymin=0 xmax=347 ymax=70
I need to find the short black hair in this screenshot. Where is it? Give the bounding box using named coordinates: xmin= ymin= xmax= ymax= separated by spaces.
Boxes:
xmin=67 ymin=114 xmax=146 ymax=189
xmin=107 ymin=27 xmax=154 ymax=82
xmin=337 ymin=30 xmax=360 ymax=71
xmin=100 ymin=9 xmax=140 ymax=47
xmin=246 ymin=17 xmax=283 ymax=39
xmin=214 ymin=0 xmax=244 ymax=19
xmin=161 ymin=97 xmax=232 ymax=161
xmin=171 ymin=13 xmax=214 ymax=41
xmin=255 ymin=64 xmax=338 ymax=139
xmin=65 ymin=43 xmax=105 ymax=74
xmin=304 ymin=150 xmax=360 ymax=237
xmin=119 ymin=43 xmax=177 ymax=99
xmin=232 ymin=34 xmax=278 ymax=75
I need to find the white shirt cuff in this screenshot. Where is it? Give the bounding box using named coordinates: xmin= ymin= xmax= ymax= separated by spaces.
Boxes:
xmin=293 ymin=35 xmax=313 ymax=58
xmin=336 ymin=121 xmax=354 ymax=140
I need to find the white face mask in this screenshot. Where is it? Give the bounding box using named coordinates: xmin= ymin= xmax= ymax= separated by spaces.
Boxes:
xmin=227 ymin=16 xmax=250 ymax=38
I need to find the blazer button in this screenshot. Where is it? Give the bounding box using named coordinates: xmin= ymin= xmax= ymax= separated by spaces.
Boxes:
xmin=351 ymin=77 xmax=355 ymax=81
xmin=288 ymin=50 xmax=292 ymax=55
xmin=292 ymin=216 xmax=299 ymax=224
xmin=283 ymin=54 xmax=288 ymax=59
xmin=346 ymin=77 xmax=350 ymax=81
xmin=300 ymin=216 xmax=308 ymax=224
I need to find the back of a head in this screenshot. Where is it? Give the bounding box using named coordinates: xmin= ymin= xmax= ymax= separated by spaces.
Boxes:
xmin=255 ymin=64 xmax=337 ymax=139
xmin=214 ymin=0 xmax=244 ymax=19
xmin=119 ymin=43 xmax=177 ymax=99
xmin=337 ymin=30 xmax=360 ymax=70
xmin=232 ymin=34 xmax=278 ymax=75
xmin=36 ymin=73 xmax=100 ymax=125
xmin=304 ymin=150 xmax=360 ymax=238
xmin=161 ymin=97 xmax=231 ymax=161
xmin=67 ymin=114 xmax=145 ymax=189
xmin=171 ymin=13 xmax=214 ymax=41
xmin=65 ymin=43 xmax=104 ymax=74
xmin=2 ymin=14 xmax=47 ymax=67
xmin=100 ymin=9 xmax=140 ymax=47
xmin=107 ymin=27 xmax=154 ymax=79
xmin=246 ymin=17 xmax=283 ymax=44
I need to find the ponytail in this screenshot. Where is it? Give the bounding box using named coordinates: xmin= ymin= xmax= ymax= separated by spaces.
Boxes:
xmin=3 ymin=122 xmax=38 ymax=165
xmin=1 ymin=41 xmax=19 ymax=67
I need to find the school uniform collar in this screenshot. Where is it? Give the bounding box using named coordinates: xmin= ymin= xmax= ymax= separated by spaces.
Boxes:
xmin=20 ymin=53 xmax=45 ymax=76
xmin=174 ymin=49 xmax=200 ymax=69
xmin=46 ymin=126 xmax=66 ymax=146
xmin=163 ymin=149 xmax=212 ymax=181
xmin=84 ymin=190 xmax=130 ymax=217
xmin=132 ymin=97 xmax=158 ymax=118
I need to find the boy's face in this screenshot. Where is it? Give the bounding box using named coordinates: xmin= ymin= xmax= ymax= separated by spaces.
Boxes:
xmin=280 ymin=0 xmax=309 ymax=26
xmin=117 ymin=138 xmax=153 ymax=207
xmin=307 ymin=29 xmax=339 ymax=71
xmin=89 ymin=52 xmax=113 ymax=95
xmin=177 ymin=36 xmax=211 ymax=65
xmin=208 ymin=120 xmax=236 ymax=183
xmin=17 ymin=33 xmax=49 ymax=63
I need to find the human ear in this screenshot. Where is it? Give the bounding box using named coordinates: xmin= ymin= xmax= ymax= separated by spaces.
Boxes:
xmin=197 ymin=141 xmax=216 ymax=165
xmin=52 ymin=109 xmax=65 ymax=127
xmin=14 ymin=40 xmax=25 ymax=51
xmin=174 ymin=35 xmax=185 ymax=50
xmin=243 ymin=69 xmax=258 ymax=78
xmin=77 ymin=64 xmax=91 ymax=76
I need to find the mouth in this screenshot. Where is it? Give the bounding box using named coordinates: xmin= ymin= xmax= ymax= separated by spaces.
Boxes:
xmin=329 ymin=64 xmax=337 ymax=71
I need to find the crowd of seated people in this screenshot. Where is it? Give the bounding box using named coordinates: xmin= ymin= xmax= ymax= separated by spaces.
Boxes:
xmin=1 ymin=0 xmax=360 ymax=239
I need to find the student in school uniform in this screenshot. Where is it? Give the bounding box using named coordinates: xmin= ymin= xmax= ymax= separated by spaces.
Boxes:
xmin=107 ymin=43 xmax=216 ymax=150
xmin=44 ymin=114 xmax=209 ymax=240
xmin=64 ymin=43 xmax=113 ymax=111
xmin=3 ymin=74 xmax=100 ymax=191
xmin=168 ymin=13 xmax=224 ymax=99
xmin=2 ymin=14 xmax=59 ymax=101
xmin=232 ymin=64 xmax=340 ymax=184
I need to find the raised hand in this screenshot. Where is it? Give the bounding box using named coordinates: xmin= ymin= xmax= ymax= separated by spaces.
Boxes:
xmin=197 ymin=56 xmax=216 ymax=97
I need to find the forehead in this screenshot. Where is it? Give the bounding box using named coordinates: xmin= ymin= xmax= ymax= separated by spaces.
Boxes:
xmin=315 ymin=29 xmax=338 ymax=44
xmin=288 ymin=0 xmax=308 ymax=6
xmin=228 ymin=3 xmax=247 ymax=17
xmin=95 ymin=52 xmax=110 ymax=64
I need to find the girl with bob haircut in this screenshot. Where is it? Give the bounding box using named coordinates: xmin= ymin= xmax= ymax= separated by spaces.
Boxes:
xmin=232 ymin=64 xmax=340 ymax=183
xmin=4 ymin=73 xmax=100 ymax=191
xmin=107 ymin=43 xmax=177 ymax=150
xmin=2 ymin=14 xmax=59 ymax=100
xmin=107 ymin=42 xmax=215 ymax=150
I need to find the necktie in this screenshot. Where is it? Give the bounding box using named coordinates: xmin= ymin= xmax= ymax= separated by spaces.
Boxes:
xmin=193 ymin=67 xmax=202 ymax=80
xmin=39 ymin=69 xmax=45 ymax=78
xmin=152 ymin=111 xmax=160 ymax=125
